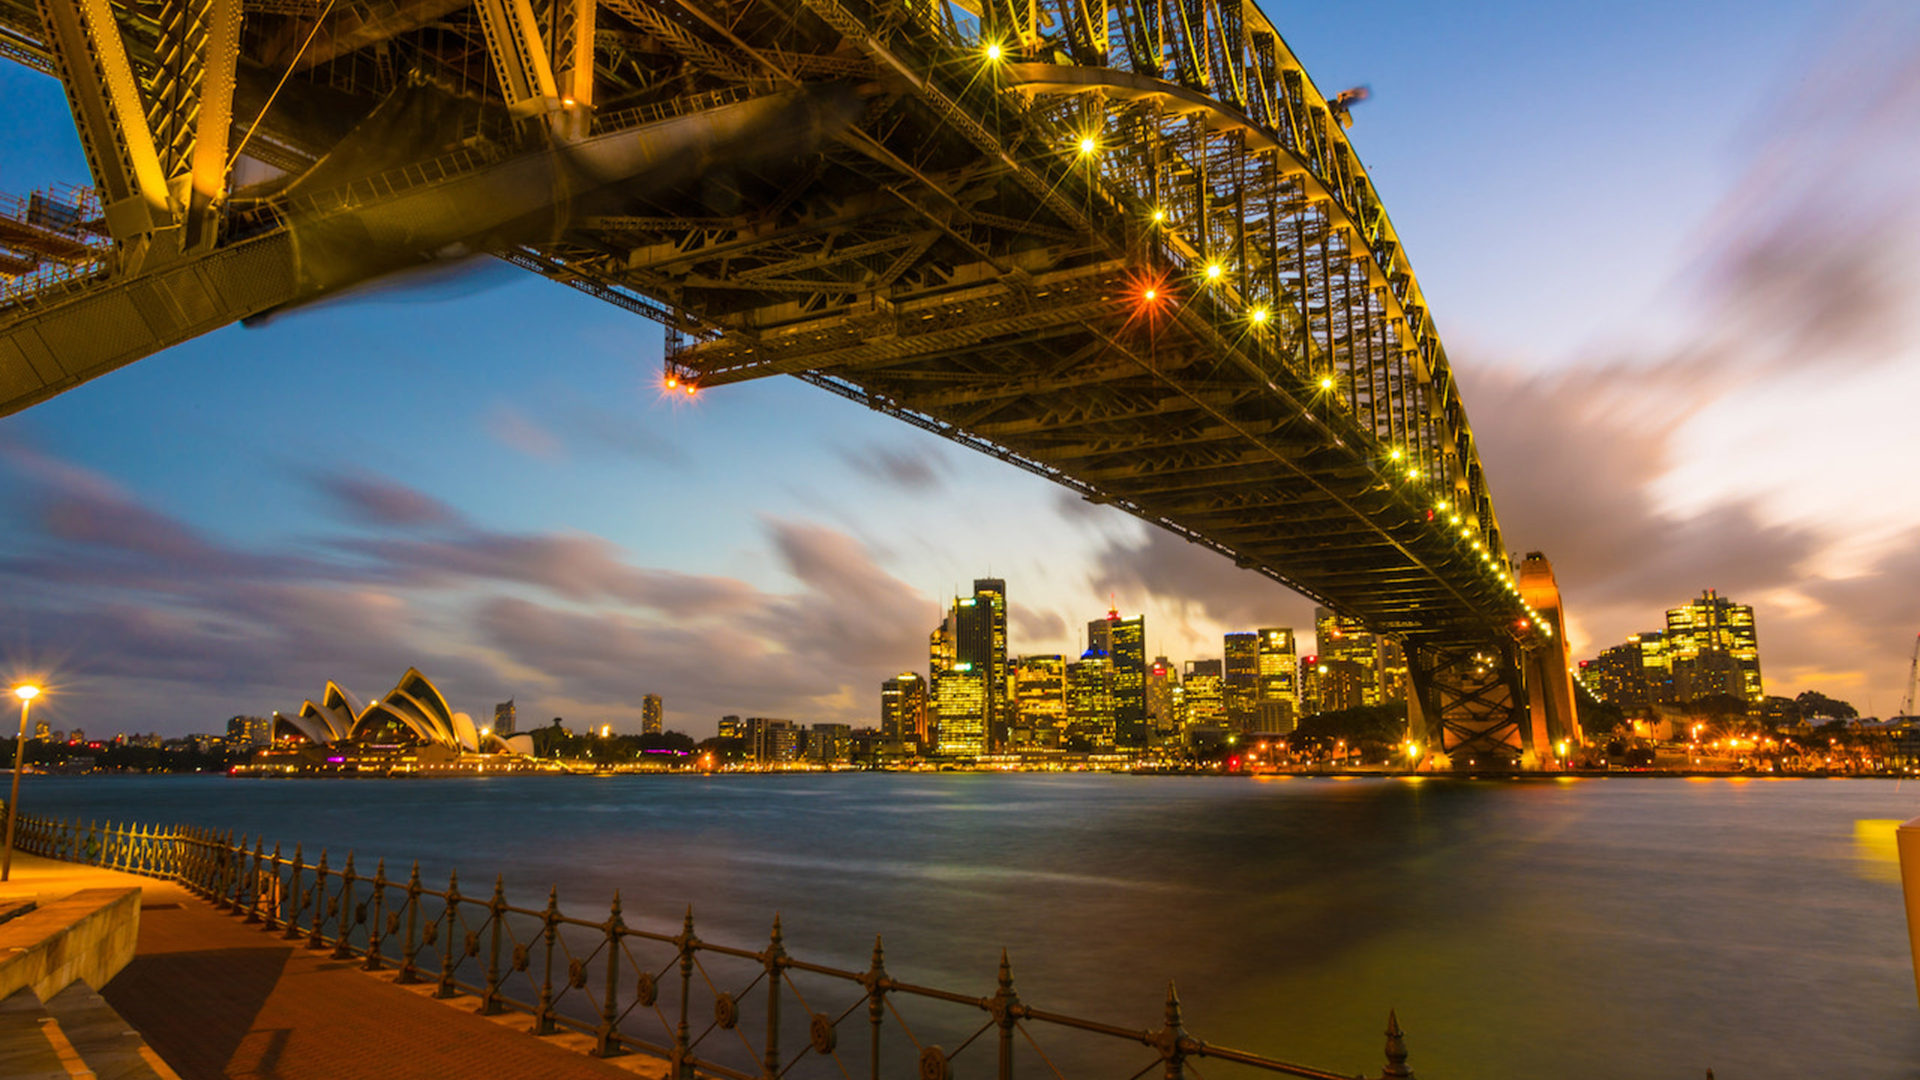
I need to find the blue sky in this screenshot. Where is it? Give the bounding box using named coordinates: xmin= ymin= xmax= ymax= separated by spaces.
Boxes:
xmin=4 ymin=0 xmax=1918 ymax=735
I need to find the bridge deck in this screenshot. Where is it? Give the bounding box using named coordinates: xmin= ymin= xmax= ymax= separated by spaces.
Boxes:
xmin=1 ymin=854 xmax=660 ymax=1080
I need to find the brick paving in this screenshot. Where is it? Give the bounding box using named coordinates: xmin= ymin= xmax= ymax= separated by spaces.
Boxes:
xmin=4 ymin=854 xmax=667 ymax=1080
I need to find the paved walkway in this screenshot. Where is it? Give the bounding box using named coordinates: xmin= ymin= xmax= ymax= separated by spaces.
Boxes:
xmin=1 ymin=854 xmax=667 ymax=1080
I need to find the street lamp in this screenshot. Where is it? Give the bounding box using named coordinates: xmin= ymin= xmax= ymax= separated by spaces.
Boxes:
xmin=3 ymin=684 xmax=42 ymax=882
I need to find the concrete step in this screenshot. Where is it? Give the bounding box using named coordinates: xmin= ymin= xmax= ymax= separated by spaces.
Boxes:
xmin=0 ymin=985 xmax=70 ymax=1080
xmin=0 ymin=898 xmax=37 ymax=926
xmin=44 ymin=982 xmax=179 ymax=1080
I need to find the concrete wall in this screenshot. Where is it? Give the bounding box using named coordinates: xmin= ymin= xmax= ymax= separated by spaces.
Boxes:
xmin=0 ymin=888 xmax=140 ymax=1002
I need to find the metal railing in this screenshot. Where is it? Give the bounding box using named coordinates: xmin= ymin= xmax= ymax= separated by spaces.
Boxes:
xmin=11 ymin=810 xmax=1414 ymax=1079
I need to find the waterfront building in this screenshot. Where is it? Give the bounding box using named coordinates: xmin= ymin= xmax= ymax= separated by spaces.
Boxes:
xmin=32 ymin=717 xmax=48 ymax=740
xmin=642 ymin=694 xmax=663 ymax=735
xmin=808 ymin=723 xmax=853 ymax=764
xmin=1088 ymin=609 xmax=1147 ymax=748
xmin=1306 ymin=656 xmax=1369 ymax=714
xmin=1146 ymin=657 xmax=1178 ymax=746
xmin=744 ymin=717 xmax=802 ymax=763
xmin=934 ymin=662 xmax=988 ymax=757
xmin=719 ymin=715 xmax=743 ymax=741
xmin=226 ymin=715 xmax=273 ymax=749
xmin=1299 ymin=658 xmax=1323 ymax=716
xmin=1066 ymin=649 xmax=1116 ymax=749
xmin=1254 ymin=628 xmax=1298 ymax=731
xmin=881 ymin=673 xmax=930 ymax=749
xmin=1223 ymin=632 xmax=1259 ymax=732
xmin=271 ymin=670 xmax=534 ymax=757
xmin=1379 ymin=638 xmax=1410 ymax=703
xmin=972 ymin=579 xmax=1011 ymax=752
xmin=1582 ymin=639 xmax=1651 ymax=710
xmin=1183 ymin=659 xmax=1225 ymax=729
xmin=1665 ymin=590 xmax=1763 ymax=703
xmin=1012 ymin=655 xmax=1067 ymax=748
xmin=493 ymin=699 xmax=517 ymax=736
xmin=929 ymin=581 xmax=1009 ymax=756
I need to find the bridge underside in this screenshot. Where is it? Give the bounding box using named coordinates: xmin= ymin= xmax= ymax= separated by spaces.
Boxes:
xmin=0 ymin=0 xmax=1568 ymax=764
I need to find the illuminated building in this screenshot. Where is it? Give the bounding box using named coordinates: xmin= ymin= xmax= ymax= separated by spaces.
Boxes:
xmin=226 ymin=715 xmax=272 ymax=749
xmin=1582 ymin=638 xmax=1657 ymax=710
xmin=1013 ymin=655 xmax=1067 ymax=748
xmin=808 ymin=723 xmax=852 ymax=764
xmin=1379 ymin=638 xmax=1410 ymax=703
xmin=32 ymin=717 xmax=49 ymax=741
xmin=881 ymin=673 xmax=930 ymax=747
xmin=744 ymin=717 xmax=801 ymax=762
xmin=642 ymin=694 xmax=663 ymax=735
xmin=492 ymin=699 xmax=517 ymax=736
xmin=1665 ymin=590 xmax=1762 ymax=703
xmin=259 ymin=669 xmax=536 ymax=772
xmin=1306 ymin=656 xmax=1368 ymax=713
xmin=719 ymin=715 xmax=743 ymax=741
xmin=1254 ymin=627 xmax=1298 ymax=731
xmin=1223 ymin=632 xmax=1259 ymax=732
xmin=928 ymin=581 xmax=1009 ymax=755
xmin=1146 ymin=656 xmax=1178 ymax=746
xmin=1298 ymin=657 xmax=1322 ymax=715
xmin=1066 ymin=649 xmax=1115 ymax=749
xmin=1088 ymin=608 xmax=1147 ymax=748
xmin=1182 ymin=659 xmax=1225 ymax=728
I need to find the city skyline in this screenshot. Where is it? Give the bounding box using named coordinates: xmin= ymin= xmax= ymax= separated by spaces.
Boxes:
xmin=3 ymin=2 xmax=1919 ymax=736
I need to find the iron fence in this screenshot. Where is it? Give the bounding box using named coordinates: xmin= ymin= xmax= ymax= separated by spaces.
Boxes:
xmin=11 ymin=810 xmax=1414 ymax=1079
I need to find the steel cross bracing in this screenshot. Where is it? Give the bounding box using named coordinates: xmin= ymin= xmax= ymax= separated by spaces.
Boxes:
xmin=0 ymin=0 xmax=1567 ymax=762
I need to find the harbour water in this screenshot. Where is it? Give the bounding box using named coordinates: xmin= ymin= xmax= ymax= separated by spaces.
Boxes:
xmin=17 ymin=773 xmax=1919 ymax=1078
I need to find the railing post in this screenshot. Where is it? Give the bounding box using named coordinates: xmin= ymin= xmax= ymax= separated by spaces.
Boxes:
xmin=765 ymin=915 xmax=786 ymax=1079
xmin=365 ymin=858 xmax=388 ymax=971
xmin=435 ymin=870 xmax=460 ymax=999
xmin=533 ymin=886 xmax=558 ymax=1034
xmin=993 ymin=950 xmax=1019 ymax=1080
xmin=397 ymin=862 xmax=422 ymax=984
xmin=266 ymin=843 xmax=283 ymax=929
xmin=596 ymin=891 xmax=624 ymax=1057
xmin=307 ymin=849 xmax=330 ymax=949
xmin=284 ymin=844 xmax=305 ymax=940
xmin=1380 ymin=1010 xmax=1412 ymax=1080
xmin=865 ymin=936 xmax=888 ymax=1080
xmin=483 ymin=875 xmax=506 ymax=1014
xmin=673 ymin=907 xmax=695 ymax=1078
xmin=333 ymin=852 xmax=357 ymax=958
xmin=1158 ymin=982 xmax=1188 ymax=1080
xmin=245 ymin=838 xmax=266 ymax=922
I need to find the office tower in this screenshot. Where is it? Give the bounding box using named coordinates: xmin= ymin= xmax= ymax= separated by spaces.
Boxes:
xmin=1146 ymin=657 xmax=1178 ymax=746
xmin=1298 ymin=657 xmax=1323 ymax=716
xmin=642 ymin=694 xmax=663 ymax=735
xmin=1182 ymin=659 xmax=1225 ymax=727
xmin=935 ymin=661 xmax=988 ymax=756
xmin=1378 ymin=637 xmax=1410 ymax=703
xmin=719 ymin=715 xmax=743 ymax=740
xmin=492 ymin=699 xmax=517 ymax=735
xmin=809 ymin=723 xmax=852 ymax=764
xmin=744 ymin=717 xmax=801 ymax=762
xmin=1582 ymin=638 xmax=1655 ymax=709
xmin=1066 ymin=648 xmax=1115 ymax=749
xmin=1254 ymin=627 xmax=1298 ymax=731
xmin=1303 ymin=655 xmax=1368 ymax=713
xmin=881 ymin=673 xmax=930 ymax=746
xmin=973 ymin=579 xmax=1011 ymax=751
xmin=1665 ymin=590 xmax=1762 ymax=703
xmin=1013 ymin=655 xmax=1067 ymax=748
xmin=930 ymin=581 xmax=1010 ymax=756
xmin=225 ymin=715 xmax=272 ymax=749
xmin=1313 ymin=607 xmax=1384 ymax=705
xmin=1223 ymin=632 xmax=1259 ymax=731
xmin=1088 ymin=608 xmax=1147 ymax=748
xmin=32 ymin=717 xmax=49 ymax=741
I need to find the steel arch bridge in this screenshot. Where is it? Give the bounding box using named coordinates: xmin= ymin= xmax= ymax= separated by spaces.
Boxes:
xmin=0 ymin=0 xmax=1578 ymax=764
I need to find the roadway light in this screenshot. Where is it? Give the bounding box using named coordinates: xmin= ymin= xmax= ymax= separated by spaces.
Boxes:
xmin=4 ymin=683 xmax=44 ymax=882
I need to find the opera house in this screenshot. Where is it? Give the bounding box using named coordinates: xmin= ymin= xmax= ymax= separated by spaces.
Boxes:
xmin=250 ymin=668 xmax=541 ymax=775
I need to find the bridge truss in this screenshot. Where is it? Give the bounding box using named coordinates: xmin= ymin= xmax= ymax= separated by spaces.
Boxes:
xmin=0 ymin=0 xmax=1578 ymax=763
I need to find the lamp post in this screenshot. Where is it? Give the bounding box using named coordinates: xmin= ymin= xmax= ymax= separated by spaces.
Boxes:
xmin=3 ymin=684 xmax=41 ymax=882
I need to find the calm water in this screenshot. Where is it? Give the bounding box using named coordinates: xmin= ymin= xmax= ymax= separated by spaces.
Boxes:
xmin=16 ymin=773 xmax=1919 ymax=1078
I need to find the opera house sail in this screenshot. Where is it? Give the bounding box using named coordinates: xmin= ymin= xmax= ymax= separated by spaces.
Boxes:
xmin=255 ymin=668 xmax=538 ymax=775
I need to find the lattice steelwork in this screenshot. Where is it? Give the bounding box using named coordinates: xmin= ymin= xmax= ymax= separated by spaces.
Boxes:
xmin=0 ymin=0 xmax=1573 ymax=761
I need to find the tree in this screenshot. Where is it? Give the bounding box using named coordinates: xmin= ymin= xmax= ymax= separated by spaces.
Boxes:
xmin=1795 ymin=690 xmax=1857 ymax=721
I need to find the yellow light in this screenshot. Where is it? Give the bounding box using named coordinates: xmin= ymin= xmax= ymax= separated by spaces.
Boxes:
xmin=13 ymin=685 xmax=37 ymax=701
xmin=684 ymin=384 xmax=697 ymax=396
xmin=1078 ymin=135 xmax=1097 ymax=156
xmin=1406 ymin=468 xmax=1421 ymax=481
xmin=663 ymin=374 xmax=678 ymax=389
xmin=1142 ymin=287 xmax=1157 ymax=301
xmin=984 ymin=42 xmax=1003 ymax=61
xmin=1436 ymin=500 xmax=1449 ymax=512
xmin=1388 ymin=448 xmax=1402 ymax=461
xmin=1205 ymin=262 xmax=1223 ymax=280
xmin=1450 ymin=514 xmax=1461 ymax=525
xmin=1318 ymin=376 xmax=1335 ymax=391
xmin=1151 ymin=208 xmax=1166 ymax=223
xmin=1249 ymin=307 xmax=1269 ymax=324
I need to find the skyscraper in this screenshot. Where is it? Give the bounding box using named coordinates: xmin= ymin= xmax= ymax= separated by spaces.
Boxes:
xmin=1313 ymin=608 xmax=1382 ymax=705
xmin=492 ymin=699 xmax=517 ymax=736
xmin=1146 ymin=656 xmax=1178 ymax=746
xmin=1223 ymin=632 xmax=1259 ymax=731
xmin=1066 ymin=648 xmax=1115 ymax=749
xmin=1665 ymin=590 xmax=1762 ymax=703
xmin=1013 ymin=655 xmax=1067 ymax=748
xmin=935 ymin=661 xmax=988 ymax=756
xmin=1088 ymin=608 xmax=1147 ymax=748
xmin=1254 ymin=627 xmax=1298 ymax=731
xmin=881 ymin=673 xmax=930 ymax=747
xmin=930 ymin=581 xmax=1009 ymax=756
xmin=642 ymin=694 xmax=663 ymax=735
xmin=973 ymin=579 xmax=1011 ymax=751
xmin=1183 ymin=659 xmax=1225 ymax=728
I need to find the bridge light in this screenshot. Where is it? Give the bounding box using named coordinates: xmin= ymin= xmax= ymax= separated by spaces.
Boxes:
xmin=1449 ymin=514 xmax=1461 ymax=525
xmin=684 ymin=383 xmax=698 ymax=396
xmin=1249 ymin=306 xmax=1269 ymax=325
xmin=1318 ymin=375 xmax=1335 ymax=391
xmin=1142 ymin=287 xmax=1157 ymax=302
xmin=1436 ymin=500 xmax=1449 ymax=512
xmin=1151 ymin=207 xmax=1166 ymax=223
xmin=983 ymin=41 xmax=1003 ymax=62
xmin=1388 ymin=448 xmax=1402 ymax=461
xmin=1406 ymin=467 xmax=1421 ymax=481
xmin=1078 ymin=135 xmax=1098 ymax=156
xmin=1204 ymin=262 xmax=1224 ymax=282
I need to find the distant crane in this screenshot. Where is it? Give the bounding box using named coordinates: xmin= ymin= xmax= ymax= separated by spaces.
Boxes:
xmin=1902 ymin=633 xmax=1920 ymax=719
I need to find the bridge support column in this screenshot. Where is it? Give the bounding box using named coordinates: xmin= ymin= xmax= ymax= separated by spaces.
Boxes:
xmin=1407 ymin=643 xmax=1530 ymax=770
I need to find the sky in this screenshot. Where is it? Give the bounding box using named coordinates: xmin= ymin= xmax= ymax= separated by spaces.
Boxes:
xmin=3 ymin=0 xmax=1918 ymax=736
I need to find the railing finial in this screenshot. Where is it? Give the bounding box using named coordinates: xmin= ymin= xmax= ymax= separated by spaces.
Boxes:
xmin=1381 ymin=1009 xmax=1411 ymax=1079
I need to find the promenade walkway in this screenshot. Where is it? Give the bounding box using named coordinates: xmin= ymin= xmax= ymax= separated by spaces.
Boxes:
xmin=1 ymin=854 xmax=666 ymax=1080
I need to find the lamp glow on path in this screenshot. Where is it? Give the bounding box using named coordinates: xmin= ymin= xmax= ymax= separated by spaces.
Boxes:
xmin=3 ymin=682 xmax=44 ymax=881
